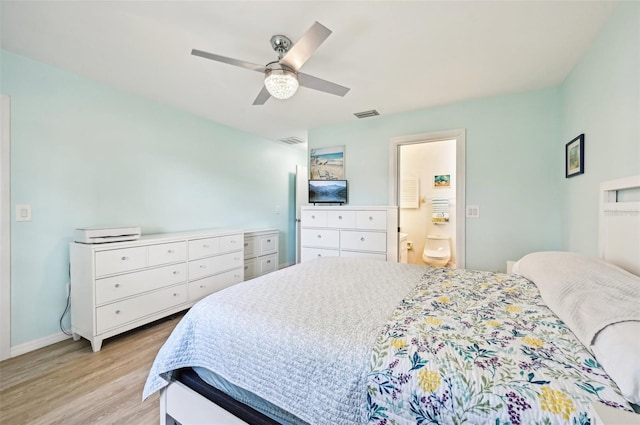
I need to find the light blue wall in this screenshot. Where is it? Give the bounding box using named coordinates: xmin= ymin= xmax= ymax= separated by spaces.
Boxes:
xmin=309 ymin=88 xmax=563 ymax=272
xmin=1 ymin=50 xmax=305 ymax=346
xmin=561 ymin=2 xmax=640 ymax=255
xmin=309 ymin=3 xmax=637 ymax=273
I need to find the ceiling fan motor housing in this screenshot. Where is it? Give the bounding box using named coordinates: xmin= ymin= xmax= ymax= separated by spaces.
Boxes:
xmin=270 ymin=35 xmax=292 ymax=58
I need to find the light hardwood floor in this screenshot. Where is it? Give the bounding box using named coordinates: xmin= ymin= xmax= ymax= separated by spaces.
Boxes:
xmin=0 ymin=313 xmax=183 ymax=425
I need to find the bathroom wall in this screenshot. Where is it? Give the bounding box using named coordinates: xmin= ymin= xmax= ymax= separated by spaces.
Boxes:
xmin=400 ymin=140 xmax=457 ymax=265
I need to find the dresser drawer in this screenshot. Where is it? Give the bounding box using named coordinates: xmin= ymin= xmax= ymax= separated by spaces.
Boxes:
xmin=96 ymin=284 xmax=187 ymax=333
xmin=300 ymin=247 xmax=339 ymax=262
xmin=327 ymin=210 xmax=356 ymax=228
xmin=189 ymin=237 xmax=220 ymax=259
xmin=300 ymin=229 xmax=340 ymax=249
xmin=244 ymin=258 xmax=256 ymax=280
xmin=219 ymin=234 xmax=243 ymax=253
xmin=301 ymin=210 xmax=328 ymax=227
xmin=188 ymin=269 xmax=243 ymax=302
xmin=148 ymin=242 xmax=187 ymax=266
xmin=340 ymin=250 xmax=387 ymax=261
xmin=96 ymin=263 xmax=186 ymax=305
xmin=95 ymin=247 xmax=147 ymax=277
xmin=243 ymin=237 xmax=256 ymax=259
xmin=188 ymin=251 xmax=244 ymax=281
xmin=258 ymin=253 xmax=277 ymax=275
xmin=356 ymin=210 xmax=387 ymax=230
xmin=340 ymin=230 xmax=387 ymax=253
xmin=258 ymin=234 xmax=278 ymax=255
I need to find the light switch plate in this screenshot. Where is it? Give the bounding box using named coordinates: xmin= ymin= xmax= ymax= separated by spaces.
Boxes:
xmin=466 ymin=205 xmax=480 ymax=218
xmin=16 ymin=204 xmax=32 ymax=222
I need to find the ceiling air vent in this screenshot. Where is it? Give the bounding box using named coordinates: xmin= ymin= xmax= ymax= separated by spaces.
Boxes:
xmin=278 ymin=136 xmax=305 ymax=145
xmin=354 ymin=109 xmax=380 ymax=119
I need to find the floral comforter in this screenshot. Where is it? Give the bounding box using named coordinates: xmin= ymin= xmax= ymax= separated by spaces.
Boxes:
xmin=366 ymin=267 xmax=631 ymax=425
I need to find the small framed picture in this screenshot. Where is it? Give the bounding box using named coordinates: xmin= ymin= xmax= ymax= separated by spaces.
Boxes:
xmin=565 ymin=134 xmax=584 ymax=178
xmin=434 ymin=174 xmax=451 ymax=188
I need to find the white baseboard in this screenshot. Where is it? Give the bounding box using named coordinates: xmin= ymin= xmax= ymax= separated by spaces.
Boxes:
xmin=10 ymin=331 xmax=71 ymax=358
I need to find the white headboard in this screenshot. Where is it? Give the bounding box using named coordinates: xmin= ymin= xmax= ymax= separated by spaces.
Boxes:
xmin=599 ymin=175 xmax=640 ymax=276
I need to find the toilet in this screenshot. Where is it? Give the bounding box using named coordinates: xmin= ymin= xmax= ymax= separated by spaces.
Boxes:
xmin=422 ymin=235 xmax=451 ymax=267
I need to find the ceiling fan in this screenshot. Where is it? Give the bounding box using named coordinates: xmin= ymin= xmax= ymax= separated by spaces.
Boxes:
xmin=191 ymin=21 xmax=350 ymax=105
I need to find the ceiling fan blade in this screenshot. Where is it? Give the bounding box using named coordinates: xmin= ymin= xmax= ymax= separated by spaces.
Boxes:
xmin=280 ymin=22 xmax=332 ymax=71
xmin=298 ymin=73 xmax=350 ymax=97
xmin=252 ymin=85 xmax=271 ymax=105
xmin=191 ymin=49 xmax=267 ymax=73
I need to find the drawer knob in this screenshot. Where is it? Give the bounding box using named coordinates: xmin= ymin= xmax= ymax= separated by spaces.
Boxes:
xmin=338 ymin=215 xmax=342 ymax=219
xmin=115 ymin=309 xmax=121 ymax=314
xmin=311 ymin=215 xmax=315 ymax=219
xmin=244 ymin=243 xmax=249 ymax=247
xmin=114 ymin=283 xmax=120 ymax=288
xmin=121 ymin=256 xmax=128 ymax=261
xmin=173 ymin=293 xmax=178 ymax=297
xmin=267 ymin=260 xmax=271 ymax=264
xmin=235 ymin=274 xmax=240 ymax=278
xmin=199 ymin=285 xmax=205 ymax=289
xmin=244 ymin=266 xmax=248 ymax=270
xmin=173 ymin=270 xmax=179 ymax=275
xmin=361 ymin=237 xmax=365 ymax=242
xmin=200 ymin=265 xmax=206 ymax=269
xmin=167 ymin=249 xmax=174 ymax=254
xmin=203 ymin=244 xmax=210 ymax=248
xmin=317 ymin=234 xmax=322 ymax=239
xmin=317 ymin=254 xmax=322 ymax=257
xmin=267 ymin=239 xmax=271 ymax=243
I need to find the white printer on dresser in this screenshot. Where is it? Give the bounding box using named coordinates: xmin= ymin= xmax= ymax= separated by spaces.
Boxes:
xmin=70 ymin=228 xmax=244 ymax=351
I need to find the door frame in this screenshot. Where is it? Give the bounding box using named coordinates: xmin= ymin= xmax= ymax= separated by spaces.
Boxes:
xmin=1 ymin=94 xmax=11 ymax=360
xmin=295 ymin=165 xmax=308 ymax=264
xmin=389 ymin=129 xmax=466 ymax=268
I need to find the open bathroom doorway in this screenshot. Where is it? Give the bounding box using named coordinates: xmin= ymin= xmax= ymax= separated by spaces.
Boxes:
xmin=389 ymin=129 xmax=466 ymax=268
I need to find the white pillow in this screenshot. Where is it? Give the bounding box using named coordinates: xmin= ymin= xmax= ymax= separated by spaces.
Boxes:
xmin=591 ymin=321 xmax=640 ymax=405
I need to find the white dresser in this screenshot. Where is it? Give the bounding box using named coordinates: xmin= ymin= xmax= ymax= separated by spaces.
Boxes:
xmin=70 ymin=229 xmax=244 ymax=351
xmin=243 ymin=229 xmax=279 ymax=280
xmin=300 ymin=206 xmax=398 ymax=263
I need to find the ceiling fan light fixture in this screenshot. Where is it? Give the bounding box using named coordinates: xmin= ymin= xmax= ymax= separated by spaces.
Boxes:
xmin=264 ymin=67 xmax=299 ymax=100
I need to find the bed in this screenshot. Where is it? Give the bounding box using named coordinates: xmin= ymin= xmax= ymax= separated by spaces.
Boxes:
xmin=143 ymin=175 xmax=640 ymax=424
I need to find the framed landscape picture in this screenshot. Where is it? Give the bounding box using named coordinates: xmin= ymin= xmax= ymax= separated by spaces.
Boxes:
xmin=565 ymin=134 xmax=584 ymax=178
xmin=309 ymin=146 xmax=345 ymax=180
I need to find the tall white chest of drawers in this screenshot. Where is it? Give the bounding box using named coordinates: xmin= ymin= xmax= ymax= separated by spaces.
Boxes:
xmin=300 ymin=206 xmax=399 ymax=262
xmin=70 ymin=229 xmax=244 ymax=351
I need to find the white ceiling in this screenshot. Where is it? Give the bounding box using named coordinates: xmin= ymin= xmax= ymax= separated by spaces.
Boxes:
xmin=1 ymin=1 xmax=617 ymax=145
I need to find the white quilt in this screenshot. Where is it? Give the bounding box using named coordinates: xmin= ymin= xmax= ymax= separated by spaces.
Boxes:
xmin=143 ymin=257 xmax=425 ymax=424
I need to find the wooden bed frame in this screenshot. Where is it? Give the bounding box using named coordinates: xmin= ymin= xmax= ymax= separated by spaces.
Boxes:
xmin=159 ymin=174 xmax=640 ymax=425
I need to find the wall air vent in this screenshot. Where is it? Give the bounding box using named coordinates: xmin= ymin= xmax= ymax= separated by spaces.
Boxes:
xmin=278 ymin=136 xmax=305 ymax=145
xmin=354 ymin=109 xmax=380 ymax=119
